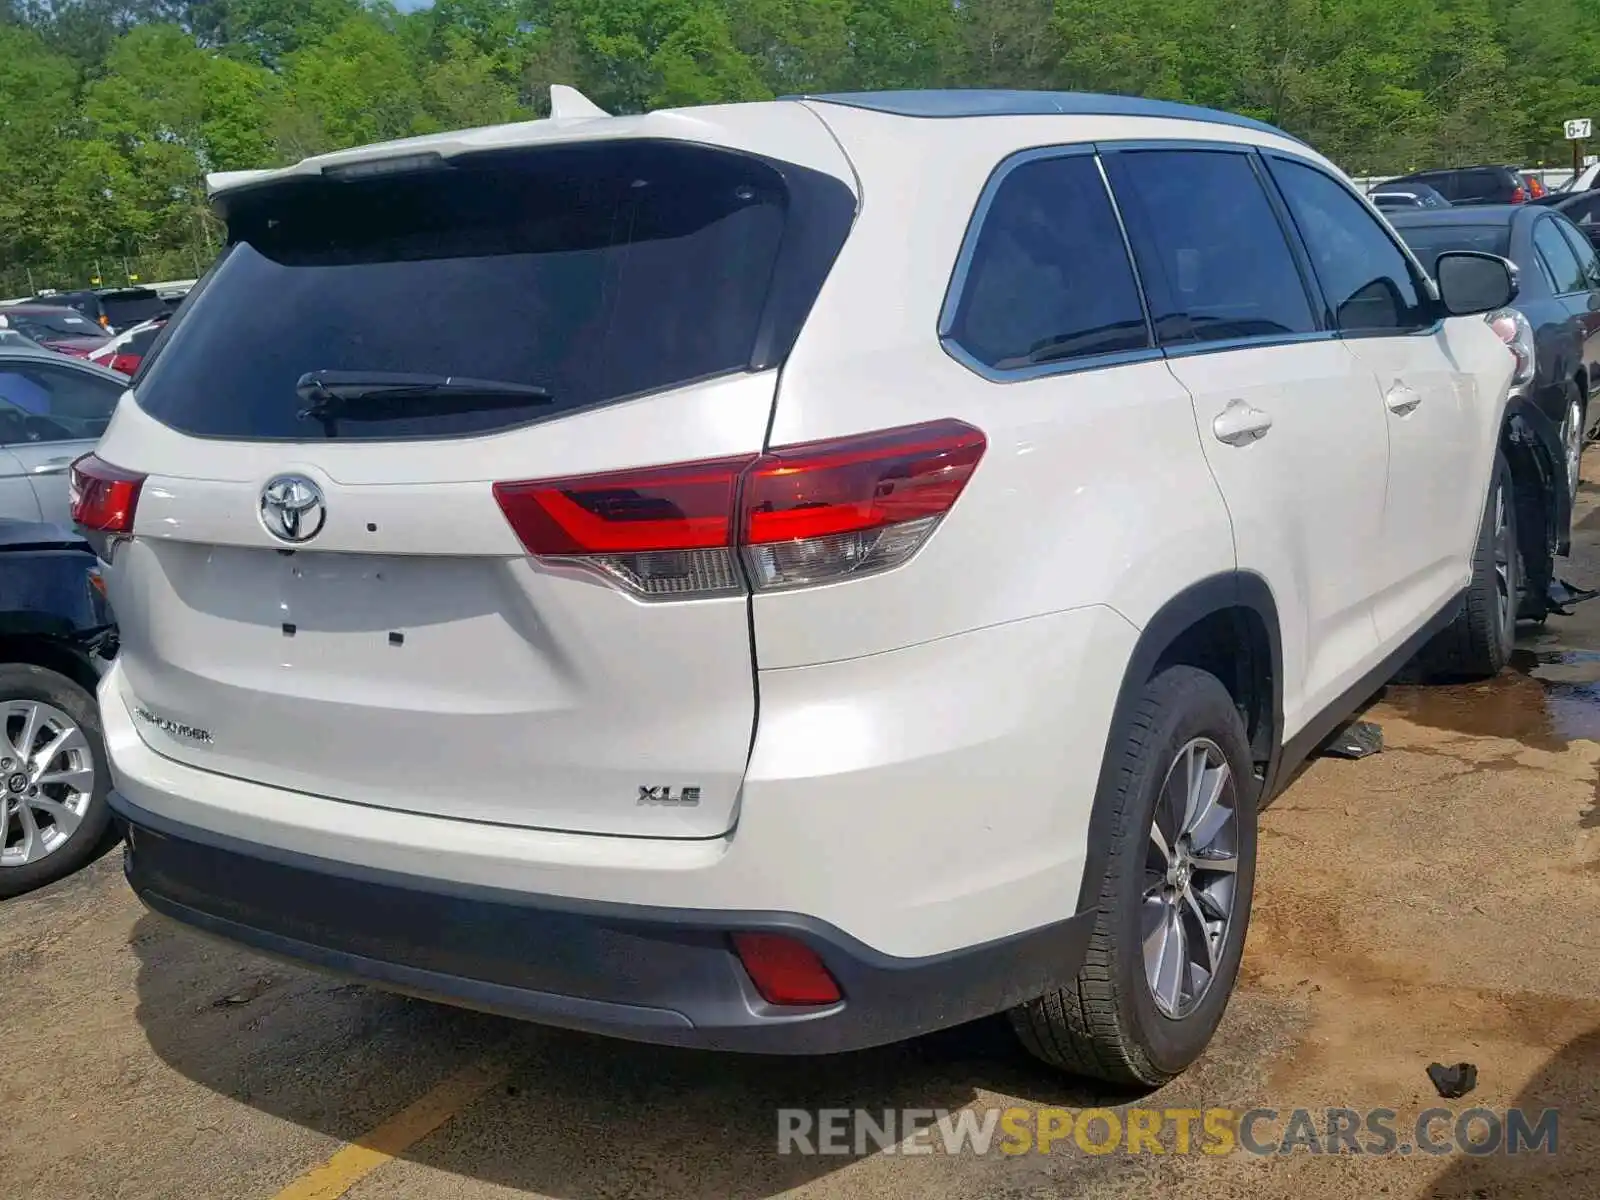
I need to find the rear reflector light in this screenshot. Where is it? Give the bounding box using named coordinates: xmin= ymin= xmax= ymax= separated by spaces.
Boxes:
xmin=493 ymin=420 xmax=986 ymax=599
xmin=731 ymin=933 xmax=841 ymax=1006
xmin=69 ymin=453 xmax=145 ymax=534
xmin=1511 ymin=185 xmax=1527 ymax=203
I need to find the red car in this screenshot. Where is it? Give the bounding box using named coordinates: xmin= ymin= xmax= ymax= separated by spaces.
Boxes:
xmin=0 ymin=304 xmax=111 ymax=358
xmin=86 ymin=314 xmax=168 ymax=376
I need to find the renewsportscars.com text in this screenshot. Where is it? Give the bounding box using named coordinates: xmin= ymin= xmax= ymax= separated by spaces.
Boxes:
xmin=777 ymin=1106 xmax=1559 ymax=1157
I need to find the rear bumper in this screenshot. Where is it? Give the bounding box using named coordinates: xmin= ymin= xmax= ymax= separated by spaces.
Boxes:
xmin=113 ymin=791 xmax=1094 ymax=1054
xmin=100 ymin=605 xmax=1137 ymax=960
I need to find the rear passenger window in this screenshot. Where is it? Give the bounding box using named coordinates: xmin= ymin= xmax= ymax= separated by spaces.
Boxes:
xmin=944 ymin=154 xmax=1149 ymax=369
xmin=1269 ymin=158 xmax=1432 ymax=334
xmin=1105 ymin=149 xmax=1314 ymax=345
xmin=1536 ymin=218 xmax=1589 ymax=294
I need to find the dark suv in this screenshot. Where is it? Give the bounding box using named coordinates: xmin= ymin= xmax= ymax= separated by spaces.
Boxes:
xmin=1386 ymin=165 xmax=1529 ymax=207
xmin=28 ymin=287 xmax=170 ymax=335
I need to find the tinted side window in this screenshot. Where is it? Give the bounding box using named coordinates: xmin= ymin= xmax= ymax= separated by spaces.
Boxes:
xmin=1563 ymin=194 xmax=1600 ymax=228
xmin=1106 ymin=149 xmax=1314 ymax=345
xmin=1534 ymin=219 xmax=1587 ymax=294
xmin=1413 ymin=173 xmax=1456 ymax=200
xmin=1555 ymin=219 xmax=1600 ymax=290
xmin=1269 ymin=158 xmax=1431 ymax=333
xmin=1462 ymin=170 xmax=1503 ymax=200
xmin=946 ymin=154 xmax=1149 ymax=369
xmin=0 ymin=363 xmax=123 ymax=444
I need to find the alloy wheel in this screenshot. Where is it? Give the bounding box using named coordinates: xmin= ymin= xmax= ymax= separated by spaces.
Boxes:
xmin=1563 ymin=399 xmax=1584 ymax=507
xmin=1142 ymin=737 xmax=1240 ymax=1019
xmin=0 ymin=699 xmax=96 ymax=869
xmin=1492 ymin=482 xmax=1514 ymax=640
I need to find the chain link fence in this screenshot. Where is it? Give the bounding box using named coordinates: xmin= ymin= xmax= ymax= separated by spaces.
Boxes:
xmin=0 ymin=245 xmax=217 ymax=302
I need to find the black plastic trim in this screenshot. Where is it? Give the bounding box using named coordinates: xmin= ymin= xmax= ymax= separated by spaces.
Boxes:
xmin=1504 ymin=394 xmax=1572 ymax=560
xmin=1075 ymin=572 xmax=1282 ymax=913
xmin=112 ymin=792 xmax=1095 ymax=1055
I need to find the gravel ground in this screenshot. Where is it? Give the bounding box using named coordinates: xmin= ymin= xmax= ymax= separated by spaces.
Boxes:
xmin=5 ymin=456 xmax=1599 ymax=1200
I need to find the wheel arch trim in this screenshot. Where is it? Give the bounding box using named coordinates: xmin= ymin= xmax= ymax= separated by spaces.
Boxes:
xmin=1075 ymin=571 xmax=1283 ymax=914
xmin=1502 ymin=394 xmax=1571 ymax=574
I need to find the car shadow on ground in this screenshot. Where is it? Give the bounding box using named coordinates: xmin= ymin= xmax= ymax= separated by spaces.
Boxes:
xmin=129 ymin=912 xmax=1145 ymax=1198
xmin=1425 ymin=1025 xmax=1600 ymax=1199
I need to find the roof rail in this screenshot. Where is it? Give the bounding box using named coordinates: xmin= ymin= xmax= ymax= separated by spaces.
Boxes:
xmin=793 ymin=89 xmax=1303 ymax=144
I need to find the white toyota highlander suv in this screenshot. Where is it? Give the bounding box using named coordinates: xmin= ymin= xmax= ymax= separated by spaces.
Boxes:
xmin=76 ymin=88 xmax=1571 ymax=1084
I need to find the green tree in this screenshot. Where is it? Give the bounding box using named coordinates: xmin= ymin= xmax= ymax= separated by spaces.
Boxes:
xmin=0 ymin=23 xmax=80 ymax=266
xmin=278 ymin=11 xmax=426 ymax=152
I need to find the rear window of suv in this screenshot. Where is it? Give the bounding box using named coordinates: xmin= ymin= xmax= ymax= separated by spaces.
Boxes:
xmin=100 ymin=290 xmax=168 ymax=330
xmin=135 ymin=140 xmax=855 ymax=440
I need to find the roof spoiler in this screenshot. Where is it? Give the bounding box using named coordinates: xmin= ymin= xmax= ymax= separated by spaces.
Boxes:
xmin=205 ymin=168 xmax=278 ymax=197
xmin=205 ymin=84 xmax=609 ymax=200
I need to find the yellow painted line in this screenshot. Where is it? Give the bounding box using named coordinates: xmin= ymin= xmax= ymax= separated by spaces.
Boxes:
xmin=271 ymin=1052 xmax=514 ymax=1200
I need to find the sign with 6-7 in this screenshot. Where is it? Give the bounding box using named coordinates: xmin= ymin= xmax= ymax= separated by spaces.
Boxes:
xmin=1566 ymin=118 xmax=1592 ymax=140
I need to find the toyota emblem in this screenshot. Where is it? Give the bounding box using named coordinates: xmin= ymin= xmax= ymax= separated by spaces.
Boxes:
xmin=259 ymin=474 xmax=327 ymax=544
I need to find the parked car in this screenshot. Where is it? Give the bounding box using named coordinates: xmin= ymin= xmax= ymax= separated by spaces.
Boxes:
xmin=87 ymin=315 xmax=169 ymax=377
xmin=1555 ymin=161 xmax=1600 ymax=195
xmin=0 ymin=305 xmax=111 ymax=357
xmin=0 ymin=519 xmax=117 ymax=898
xmin=31 ymin=287 xmax=170 ymax=336
xmin=1369 ymin=182 xmax=1451 ymax=210
xmin=88 ymin=87 xmax=1567 ymax=1087
xmin=1546 ymin=189 xmax=1600 ymax=252
xmin=0 ymin=347 xmax=128 ymax=525
xmin=1391 ymin=205 xmax=1600 ymax=504
xmin=1386 ymin=164 xmax=1531 ymax=206
xmin=0 ymin=329 xmax=43 ymax=351
xmin=151 ymin=280 xmax=195 ymax=305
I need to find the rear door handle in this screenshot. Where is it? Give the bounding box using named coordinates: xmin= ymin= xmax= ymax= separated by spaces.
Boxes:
xmin=1385 ymin=384 xmax=1422 ymax=415
xmin=1212 ymin=400 xmax=1273 ymax=446
xmin=30 ymin=457 xmax=72 ymax=476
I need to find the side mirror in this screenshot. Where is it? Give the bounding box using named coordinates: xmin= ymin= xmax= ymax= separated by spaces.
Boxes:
xmin=1436 ymin=251 xmax=1518 ymax=315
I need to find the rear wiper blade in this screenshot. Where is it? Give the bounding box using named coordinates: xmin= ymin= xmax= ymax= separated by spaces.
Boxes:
xmin=295 ymin=370 xmax=554 ymax=423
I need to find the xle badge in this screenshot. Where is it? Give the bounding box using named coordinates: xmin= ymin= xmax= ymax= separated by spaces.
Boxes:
xmin=638 ymin=785 xmax=702 ymax=806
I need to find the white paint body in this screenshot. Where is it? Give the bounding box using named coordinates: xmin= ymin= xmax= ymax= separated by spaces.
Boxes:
xmin=97 ymin=98 xmax=1513 ymax=959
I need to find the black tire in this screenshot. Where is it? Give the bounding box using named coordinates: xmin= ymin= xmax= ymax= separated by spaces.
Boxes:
xmin=1009 ymin=665 xmax=1257 ymax=1085
xmin=1418 ymin=453 xmax=1520 ymax=681
xmin=0 ymin=664 xmax=113 ymax=900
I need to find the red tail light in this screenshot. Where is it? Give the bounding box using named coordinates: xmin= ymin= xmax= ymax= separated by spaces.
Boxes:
xmin=493 ymin=420 xmax=986 ymax=599
xmin=69 ymin=453 xmax=145 ymax=534
xmin=1511 ymin=185 xmax=1527 ymax=203
xmin=740 ymin=419 xmax=986 ymax=590
xmin=493 ymin=455 xmax=755 ymax=598
xmin=732 ymin=933 xmax=841 ymax=1006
